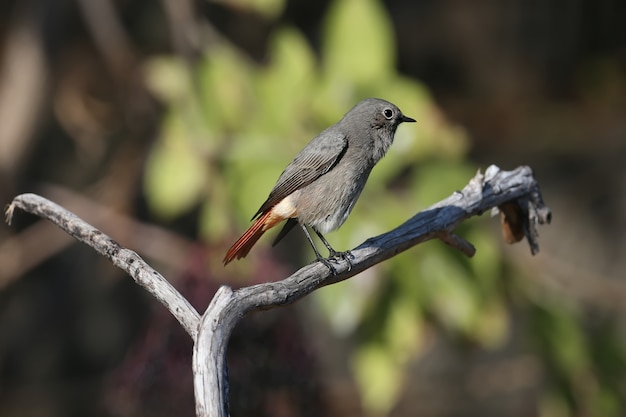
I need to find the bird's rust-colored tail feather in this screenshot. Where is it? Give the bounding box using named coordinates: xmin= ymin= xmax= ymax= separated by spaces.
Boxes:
xmin=224 ymin=211 xmax=275 ymax=265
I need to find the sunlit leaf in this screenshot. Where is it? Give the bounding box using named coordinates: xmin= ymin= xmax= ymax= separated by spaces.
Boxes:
xmin=144 ymin=115 xmax=207 ymax=218
xmin=255 ymin=27 xmax=317 ymax=135
xmin=323 ymin=0 xmax=395 ymax=85
xmin=144 ymin=56 xmax=192 ymax=103
xmin=199 ymin=170 xmax=230 ymax=241
xmin=198 ymin=45 xmax=255 ymax=131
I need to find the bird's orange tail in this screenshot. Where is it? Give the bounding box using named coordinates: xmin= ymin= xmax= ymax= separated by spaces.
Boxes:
xmin=223 ymin=211 xmax=279 ymax=265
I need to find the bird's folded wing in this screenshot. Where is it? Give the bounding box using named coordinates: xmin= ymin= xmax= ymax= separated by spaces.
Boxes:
xmin=253 ymin=132 xmax=348 ymax=218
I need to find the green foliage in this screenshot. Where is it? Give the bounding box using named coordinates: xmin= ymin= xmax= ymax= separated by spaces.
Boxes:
xmin=323 ymin=0 xmax=395 ymax=86
xmin=141 ymin=0 xmax=625 ymax=415
xmin=144 ymin=58 xmax=209 ymax=218
xmin=352 ymin=341 xmax=404 ymax=415
xmin=529 ymin=299 xmax=626 ymax=417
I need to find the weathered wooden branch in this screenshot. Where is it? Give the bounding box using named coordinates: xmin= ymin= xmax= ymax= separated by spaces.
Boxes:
xmin=5 ymin=165 xmax=551 ymax=417
xmin=5 ymin=194 xmax=201 ymax=338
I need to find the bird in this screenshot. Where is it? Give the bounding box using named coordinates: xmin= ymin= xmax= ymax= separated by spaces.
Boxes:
xmin=223 ymin=98 xmax=415 ymax=273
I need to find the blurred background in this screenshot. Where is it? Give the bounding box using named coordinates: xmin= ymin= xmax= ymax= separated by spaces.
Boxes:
xmin=1 ymin=0 xmax=625 ymax=416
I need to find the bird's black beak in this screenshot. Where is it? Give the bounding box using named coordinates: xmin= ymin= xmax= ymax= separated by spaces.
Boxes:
xmin=400 ymin=114 xmax=416 ymax=123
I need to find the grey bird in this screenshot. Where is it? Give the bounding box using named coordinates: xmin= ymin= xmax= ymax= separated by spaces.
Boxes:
xmin=223 ymin=98 xmax=415 ymax=273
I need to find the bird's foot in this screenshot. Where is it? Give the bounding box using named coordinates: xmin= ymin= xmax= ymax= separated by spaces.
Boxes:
xmin=318 ymin=256 xmax=338 ymax=275
xmin=328 ymin=250 xmax=354 ymax=272
xmin=316 ymin=251 xmax=354 ymax=275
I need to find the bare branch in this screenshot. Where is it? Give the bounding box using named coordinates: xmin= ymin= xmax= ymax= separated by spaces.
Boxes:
xmin=5 ymin=194 xmax=200 ymax=338
xmin=191 ymin=164 xmax=551 ymax=416
xmin=5 ymin=164 xmax=551 ymax=417
xmin=193 ymin=286 xmax=236 ymax=417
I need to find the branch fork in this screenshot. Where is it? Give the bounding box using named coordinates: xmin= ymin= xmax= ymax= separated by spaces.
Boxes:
xmin=5 ymin=165 xmax=551 ymax=417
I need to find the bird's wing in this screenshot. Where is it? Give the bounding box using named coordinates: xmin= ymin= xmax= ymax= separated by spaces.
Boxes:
xmin=271 ymin=218 xmax=298 ymax=246
xmin=253 ymin=131 xmax=348 ymax=218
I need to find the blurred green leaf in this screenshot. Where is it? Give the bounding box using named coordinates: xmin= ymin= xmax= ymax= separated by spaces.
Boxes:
xmin=199 ymin=169 xmax=231 ymax=242
xmin=323 ymin=0 xmax=394 ymax=86
xmin=352 ymin=342 xmax=402 ymax=416
xmin=419 ymin=248 xmax=478 ymax=333
xmin=533 ymin=304 xmax=590 ymax=375
xmin=254 ymin=27 xmax=317 ymax=135
xmin=144 ymin=56 xmax=192 ymax=103
xmin=594 ymin=386 xmax=621 ymax=417
xmin=383 ymin=296 xmax=423 ymax=361
xmin=465 ymin=226 xmax=502 ymax=294
xmin=411 ymin=161 xmax=476 ymax=209
xmin=198 ymin=45 xmax=255 ymax=132
xmin=143 ymin=114 xmax=208 ymax=219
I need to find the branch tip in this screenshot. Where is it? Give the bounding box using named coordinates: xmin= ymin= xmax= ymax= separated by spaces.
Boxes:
xmin=5 ymin=202 xmax=15 ymax=225
xmin=436 ymin=231 xmax=476 ymax=257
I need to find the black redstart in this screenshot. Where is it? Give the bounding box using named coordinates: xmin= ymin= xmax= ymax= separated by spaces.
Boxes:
xmin=223 ymin=98 xmax=415 ymax=272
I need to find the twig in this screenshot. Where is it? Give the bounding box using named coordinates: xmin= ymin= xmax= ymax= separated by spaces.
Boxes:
xmin=5 ymin=164 xmax=551 ymax=417
xmin=436 ymin=230 xmax=476 ymax=257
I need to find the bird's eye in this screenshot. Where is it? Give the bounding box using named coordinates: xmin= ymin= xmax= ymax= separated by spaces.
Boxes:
xmin=383 ymin=108 xmax=394 ymax=119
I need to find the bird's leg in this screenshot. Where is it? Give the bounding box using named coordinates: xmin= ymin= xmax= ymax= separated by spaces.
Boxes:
xmin=299 ymin=223 xmax=337 ymax=275
xmin=314 ymin=229 xmax=353 ymax=272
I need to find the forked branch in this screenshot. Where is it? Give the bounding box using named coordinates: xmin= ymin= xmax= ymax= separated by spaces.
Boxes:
xmin=5 ymin=165 xmax=551 ymax=417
